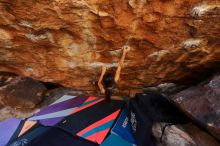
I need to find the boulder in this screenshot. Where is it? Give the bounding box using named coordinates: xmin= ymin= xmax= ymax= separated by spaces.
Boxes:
xmin=0 ymin=86 xmax=86 ymax=121
xmin=0 ymin=76 xmax=47 ymax=109
xmin=170 ymin=75 xmax=220 ymax=140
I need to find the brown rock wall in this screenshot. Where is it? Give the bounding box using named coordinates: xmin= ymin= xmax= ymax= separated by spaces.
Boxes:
xmin=0 ymin=0 xmax=220 ymax=92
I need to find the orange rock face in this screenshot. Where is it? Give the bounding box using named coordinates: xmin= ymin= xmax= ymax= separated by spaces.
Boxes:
xmin=0 ymin=0 xmax=220 ymax=93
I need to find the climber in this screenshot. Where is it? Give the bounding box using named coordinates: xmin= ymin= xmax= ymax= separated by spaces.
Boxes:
xmin=98 ymin=46 xmax=131 ymax=102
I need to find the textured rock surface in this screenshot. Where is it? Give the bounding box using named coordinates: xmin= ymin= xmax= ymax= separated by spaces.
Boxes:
xmin=0 ymin=0 xmax=220 ymax=92
xmin=182 ymin=123 xmax=220 ymax=146
xmin=0 ymin=76 xmax=46 ymax=109
xmin=153 ymin=123 xmax=220 ymax=146
xmin=153 ymin=123 xmax=196 ymax=146
xmin=170 ymin=74 xmax=220 ymax=140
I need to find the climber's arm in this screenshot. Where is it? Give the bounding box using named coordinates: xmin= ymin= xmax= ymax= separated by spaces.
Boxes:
xmin=98 ymin=66 xmax=107 ymax=94
xmin=114 ymin=46 xmax=131 ymax=83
